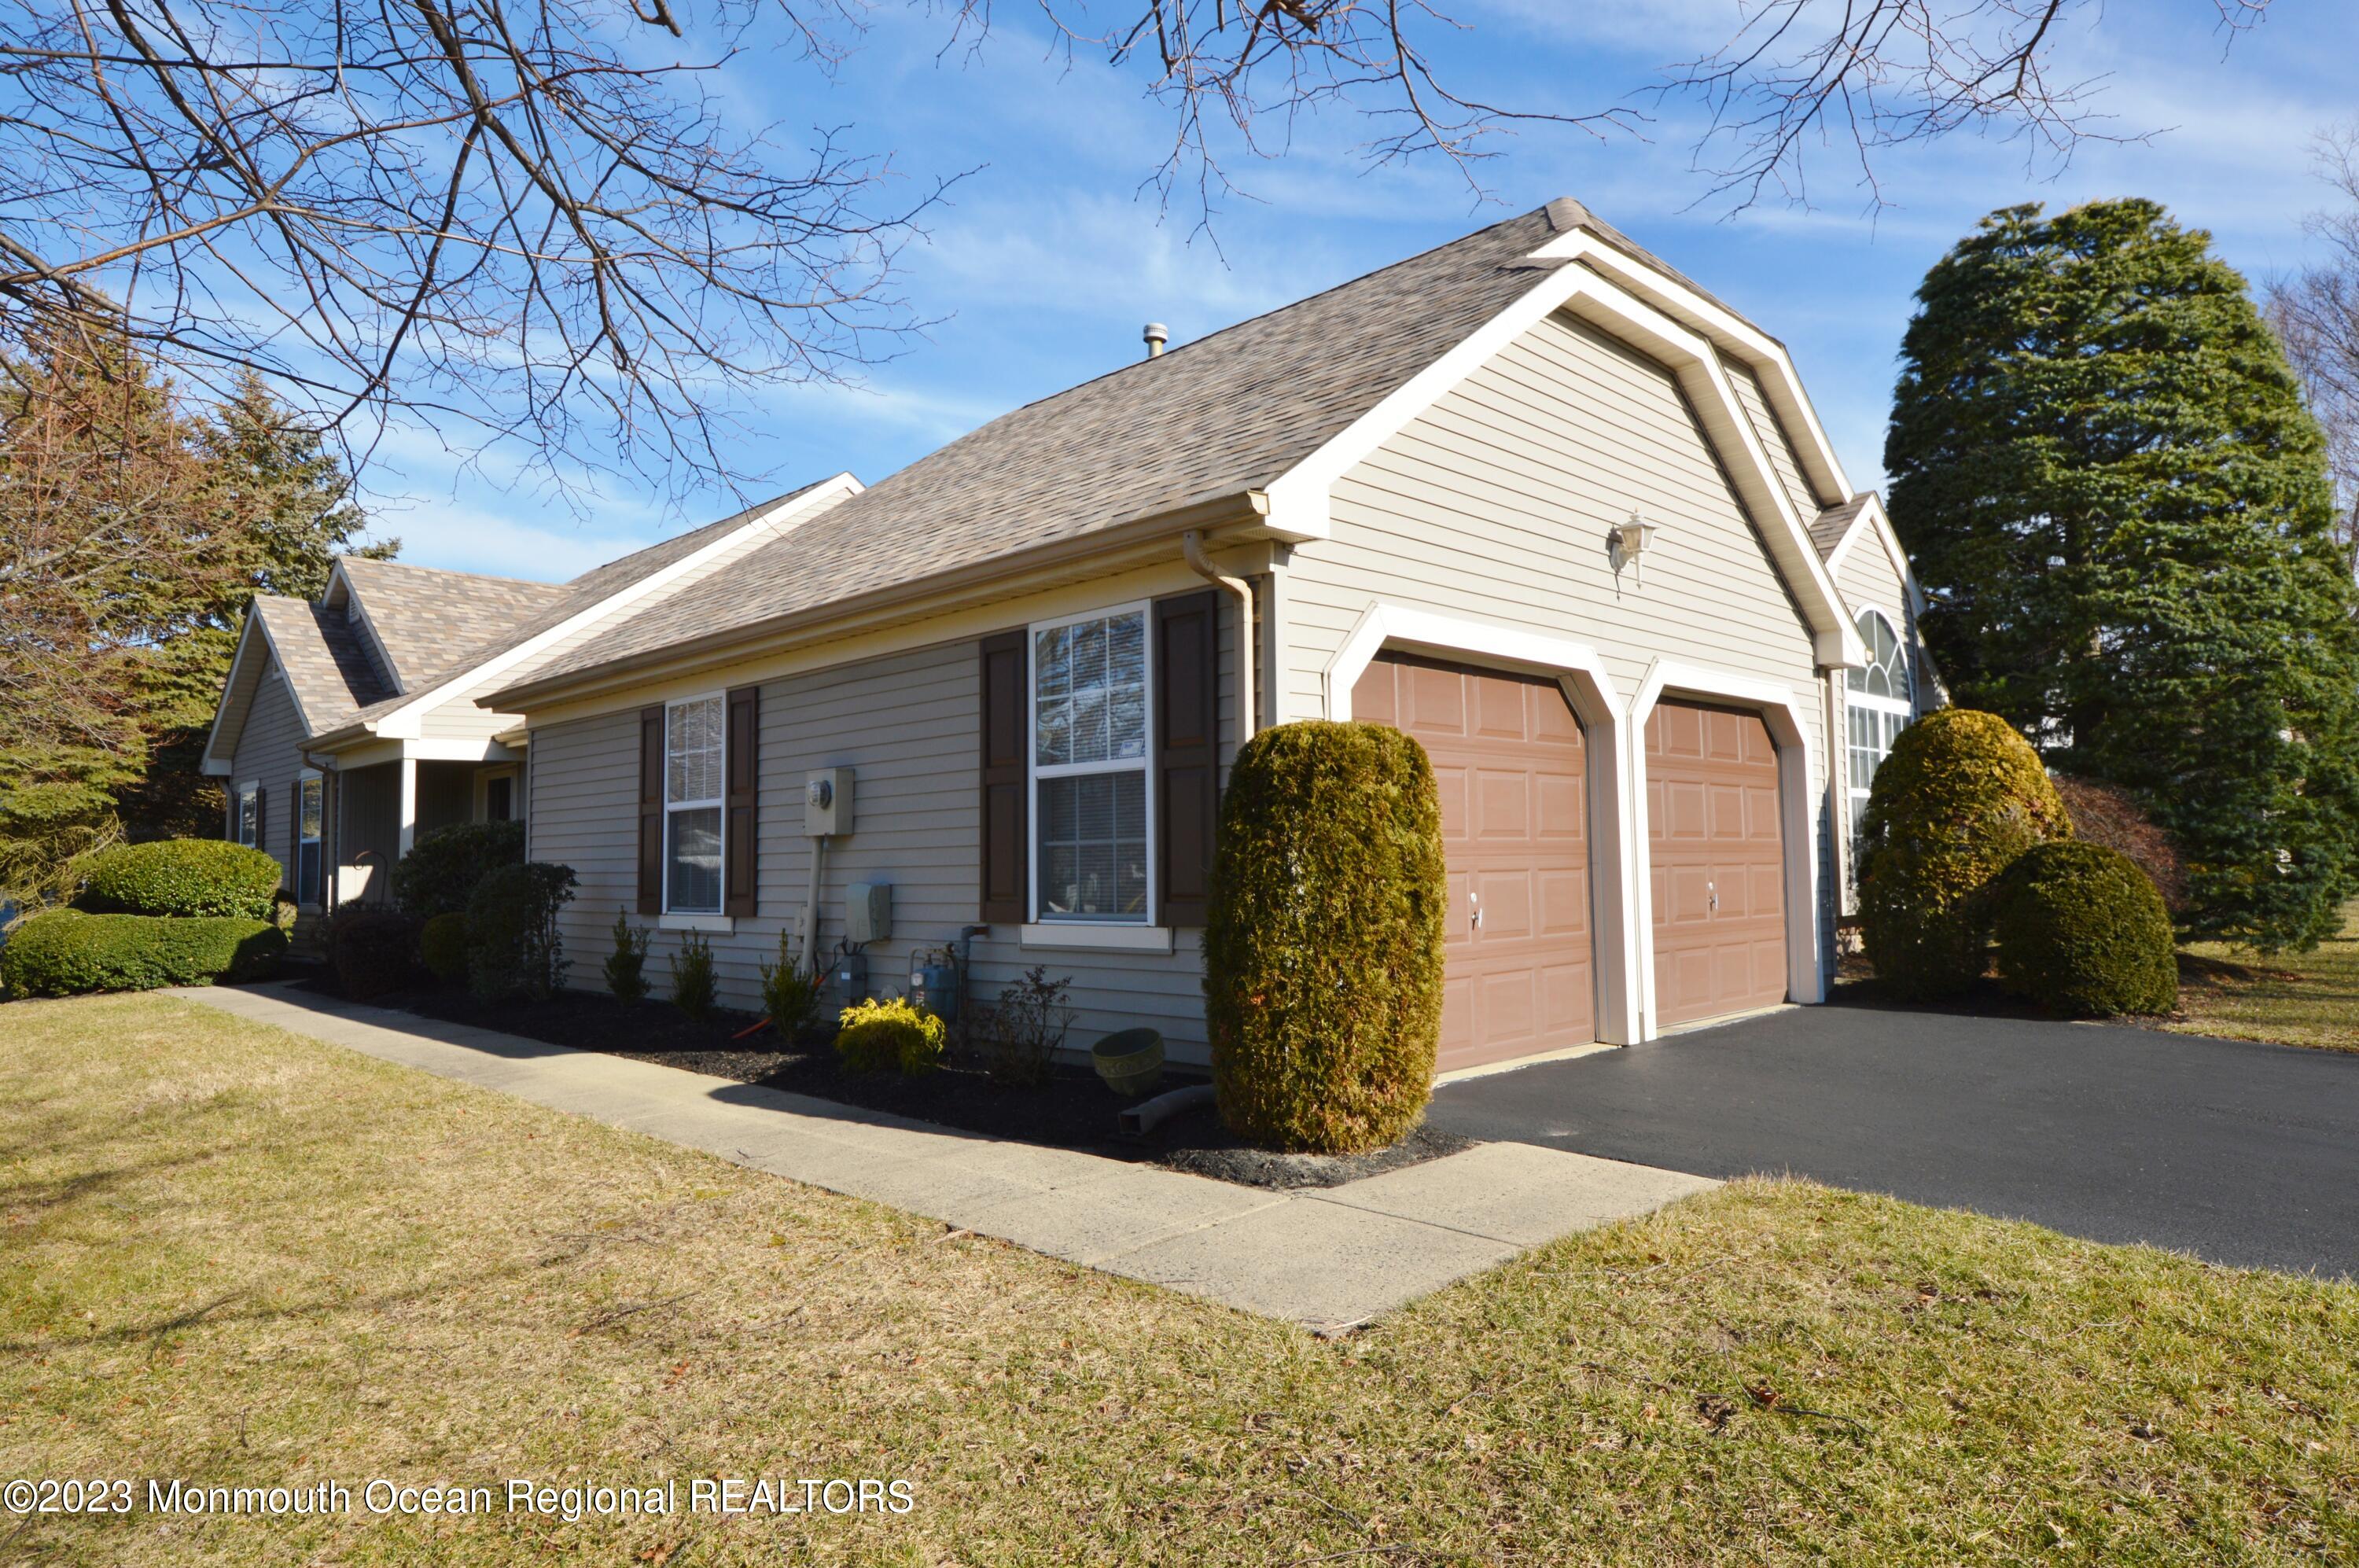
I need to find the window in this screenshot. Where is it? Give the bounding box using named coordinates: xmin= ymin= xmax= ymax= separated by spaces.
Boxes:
xmin=1845 ymin=609 xmax=1914 ymax=845
xmin=296 ymin=775 xmax=323 ymax=906
xmin=484 ymin=774 xmax=513 ymax=823
xmin=1032 ymin=606 xmax=1150 ymax=922
xmin=235 ymin=783 xmax=259 ymax=848
xmin=664 ymin=694 xmax=724 ymax=914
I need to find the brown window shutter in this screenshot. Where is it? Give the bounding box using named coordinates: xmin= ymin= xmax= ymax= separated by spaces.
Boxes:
xmin=1155 ymin=589 xmax=1221 ymax=926
xmin=637 ymin=705 xmax=664 ymax=915
xmin=287 ymin=780 xmax=298 ymax=885
xmin=978 ymin=630 xmax=1029 ymax=923
xmin=723 ymin=685 xmax=759 ymax=918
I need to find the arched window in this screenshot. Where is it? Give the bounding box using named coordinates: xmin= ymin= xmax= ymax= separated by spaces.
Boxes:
xmin=1845 ymin=609 xmax=1912 ymax=844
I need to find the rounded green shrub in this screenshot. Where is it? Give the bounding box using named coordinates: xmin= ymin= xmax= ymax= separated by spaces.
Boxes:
xmin=2 ymin=909 xmax=285 ymax=997
xmin=1992 ymin=841 xmax=2179 ymax=1017
xmin=1858 ymin=709 xmax=2072 ymax=1000
xmin=78 ymin=839 xmax=282 ymax=919
xmin=325 ymin=907 xmax=421 ymax=1000
xmin=1204 ymin=720 xmax=1446 ymax=1154
xmin=419 ymin=911 xmax=471 ymax=984
xmin=391 ymin=819 xmax=525 ymax=918
xmin=834 ymin=997 xmax=945 ymax=1076
xmin=465 ymin=862 xmax=576 ymax=1003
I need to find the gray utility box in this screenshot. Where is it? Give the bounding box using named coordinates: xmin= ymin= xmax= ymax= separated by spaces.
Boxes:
xmin=831 ymin=950 xmax=870 ymax=1003
xmin=845 ymin=882 xmax=892 ymax=944
xmin=804 ymin=767 xmax=853 ymax=836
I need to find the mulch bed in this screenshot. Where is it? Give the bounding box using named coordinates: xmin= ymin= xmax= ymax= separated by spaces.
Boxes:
xmin=287 ymin=974 xmax=1467 ymax=1191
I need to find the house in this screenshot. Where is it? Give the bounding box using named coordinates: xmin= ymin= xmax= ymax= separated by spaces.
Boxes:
xmin=208 ymin=199 xmax=1933 ymax=1070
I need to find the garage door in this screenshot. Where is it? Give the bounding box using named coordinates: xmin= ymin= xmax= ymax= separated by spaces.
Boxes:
xmin=1352 ymin=653 xmax=1594 ymax=1073
xmin=1645 ymin=698 xmax=1787 ymax=1029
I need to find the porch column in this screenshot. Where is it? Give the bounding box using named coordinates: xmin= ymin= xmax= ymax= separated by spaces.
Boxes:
xmin=397 ymin=756 xmax=418 ymax=857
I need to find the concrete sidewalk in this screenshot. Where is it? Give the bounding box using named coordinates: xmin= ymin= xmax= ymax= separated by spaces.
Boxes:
xmin=173 ymin=983 xmax=1715 ymax=1334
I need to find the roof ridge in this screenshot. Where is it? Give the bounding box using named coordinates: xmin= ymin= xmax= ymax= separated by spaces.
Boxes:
xmin=341 ymin=555 xmax=563 ymax=591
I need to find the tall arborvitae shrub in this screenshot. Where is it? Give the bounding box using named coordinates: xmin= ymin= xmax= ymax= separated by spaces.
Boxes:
xmin=1886 ymin=197 xmax=2359 ymax=951
xmin=1858 ymin=709 xmax=2072 ymax=999
xmin=1204 ymin=721 xmax=1445 ymax=1154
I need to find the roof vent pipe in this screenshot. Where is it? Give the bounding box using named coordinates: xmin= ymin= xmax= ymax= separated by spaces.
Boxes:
xmin=1143 ymin=322 xmax=1169 ymax=358
xmin=1181 ymin=529 xmax=1256 ymax=748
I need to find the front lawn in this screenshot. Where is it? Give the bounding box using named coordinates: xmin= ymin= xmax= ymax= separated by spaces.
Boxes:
xmin=4 ymin=994 xmax=2353 ymax=1564
xmin=2171 ymin=900 xmax=2359 ymax=1053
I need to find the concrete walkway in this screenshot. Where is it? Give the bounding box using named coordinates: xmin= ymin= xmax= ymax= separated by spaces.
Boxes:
xmin=172 ymin=984 xmax=1713 ymax=1334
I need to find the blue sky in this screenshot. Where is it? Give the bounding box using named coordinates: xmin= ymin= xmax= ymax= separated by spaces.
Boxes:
xmin=363 ymin=0 xmax=2359 ymax=580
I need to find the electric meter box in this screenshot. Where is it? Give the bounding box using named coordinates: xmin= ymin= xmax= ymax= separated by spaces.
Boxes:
xmin=831 ymin=950 xmax=870 ymax=1003
xmin=804 ymin=767 xmax=853 ymax=836
xmin=845 ymin=882 xmax=892 ymax=944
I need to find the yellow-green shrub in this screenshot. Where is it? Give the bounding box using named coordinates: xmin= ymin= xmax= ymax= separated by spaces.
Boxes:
xmin=78 ymin=839 xmax=282 ymax=919
xmin=1992 ymin=841 xmax=2178 ymax=1017
xmin=1857 ymin=709 xmax=2072 ymax=999
xmin=834 ymin=997 xmax=945 ymax=1076
xmin=1 ymin=909 xmax=285 ymax=996
xmin=1204 ymin=720 xmax=1446 ymax=1154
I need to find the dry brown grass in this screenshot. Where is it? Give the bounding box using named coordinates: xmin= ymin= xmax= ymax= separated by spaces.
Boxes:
xmin=4 ymin=993 xmax=2356 ymax=1565
xmin=2172 ymin=900 xmax=2359 ymax=1052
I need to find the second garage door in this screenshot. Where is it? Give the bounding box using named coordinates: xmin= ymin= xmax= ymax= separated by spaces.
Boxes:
xmin=1352 ymin=653 xmax=1594 ymax=1073
xmin=1646 ymin=698 xmax=1787 ymax=1029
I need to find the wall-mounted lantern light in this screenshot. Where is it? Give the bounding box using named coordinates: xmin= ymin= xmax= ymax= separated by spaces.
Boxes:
xmin=1609 ymin=513 xmax=1658 ymax=583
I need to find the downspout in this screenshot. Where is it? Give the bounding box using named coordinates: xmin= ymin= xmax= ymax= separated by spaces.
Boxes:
xmin=1823 ymin=669 xmax=1846 ymax=980
xmin=1181 ymin=530 xmax=1257 ymax=742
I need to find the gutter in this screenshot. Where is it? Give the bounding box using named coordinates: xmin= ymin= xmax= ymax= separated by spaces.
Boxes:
xmin=481 ymin=487 xmax=1276 ymax=713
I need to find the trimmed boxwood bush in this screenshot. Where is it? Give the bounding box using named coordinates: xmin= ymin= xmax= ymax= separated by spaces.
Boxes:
xmin=464 ymin=861 xmax=576 ymax=1003
xmin=1 ymin=909 xmax=285 ymax=997
xmin=325 ymin=906 xmax=421 ymax=1000
xmin=78 ymin=839 xmax=282 ymax=919
xmin=1993 ymin=841 xmax=2179 ymax=1017
xmin=391 ymin=820 xmax=526 ymax=918
xmin=419 ymin=911 xmax=471 ymax=985
xmin=1204 ymin=720 xmax=1446 ymax=1154
xmin=834 ymin=997 xmax=945 ymax=1076
xmin=1857 ymin=709 xmax=2073 ymax=1000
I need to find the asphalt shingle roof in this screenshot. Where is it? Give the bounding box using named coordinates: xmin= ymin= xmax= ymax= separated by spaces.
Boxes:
xmin=1810 ymin=495 xmax=1874 ymax=561
xmin=506 ymin=201 xmax=1639 ymax=693
xmin=335 ymin=558 xmax=571 ymax=694
xmin=250 ymin=595 xmax=396 ymax=735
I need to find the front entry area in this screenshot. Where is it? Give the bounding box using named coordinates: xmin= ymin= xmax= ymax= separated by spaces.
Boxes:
xmin=1352 ymin=653 xmax=1595 ymax=1073
xmin=1645 ymin=698 xmax=1787 ymax=1029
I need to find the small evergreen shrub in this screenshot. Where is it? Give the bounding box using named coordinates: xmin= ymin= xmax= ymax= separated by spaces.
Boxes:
xmin=324 ymin=906 xmax=421 ymax=999
xmin=1 ymin=909 xmax=285 ymax=997
xmin=835 ymin=997 xmax=946 ymax=1076
xmin=2048 ymin=774 xmax=2187 ymax=915
xmin=77 ymin=839 xmax=281 ymax=919
xmin=268 ymin=890 xmax=300 ymax=933
xmin=1857 ymin=709 xmax=2073 ymax=1000
xmin=603 ymin=911 xmax=651 ymax=1006
xmin=1992 ymin=841 xmax=2179 ymax=1017
xmin=419 ymin=911 xmax=471 ymax=985
xmin=669 ymin=930 xmax=717 ymax=1021
xmin=462 ymin=862 xmax=576 ymax=1003
xmin=756 ymin=931 xmax=823 ymax=1041
xmin=391 ymin=819 xmax=526 ymax=918
xmin=1205 ymin=720 xmax=1446 ymax=1154
xmin=975 ymin=966 xmax=1073 ymax=1087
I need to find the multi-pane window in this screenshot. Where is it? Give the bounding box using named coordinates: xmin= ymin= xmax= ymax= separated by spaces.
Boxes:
xmin=665 ymin=695 xmax=724 ymax=914
xmin=1845 ymin=609 xmax=1913 ymax=846
xmin=296 ymin=775 xmax=323 ymax=906
xmin=1032 ymin=608 xmax=1149 ymax=922
xmin=235 ymin=784 xmax=259 ymax=848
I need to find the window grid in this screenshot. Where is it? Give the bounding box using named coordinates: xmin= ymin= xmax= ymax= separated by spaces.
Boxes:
xmin=1030 ymin=606 xmax=1152 ymax=923
xmin=664 ymin=694 xmax=725 ymax=915
xmin=1844 ymin=609 xmax=1914 ymax=878
xmin=297 ymin=775 xmax=323 ymax=906
xmin=236 ymin=785 xmax=258 ymax=848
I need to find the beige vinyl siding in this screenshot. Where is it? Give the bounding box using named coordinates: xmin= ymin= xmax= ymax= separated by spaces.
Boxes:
xmin=1724 ymin=356 xmax=1822 ymax=521
xmin=1832 ymin=528 xmax=1930 ymax=709
xmin=528 ymin=602 xmax=1238 ymax=1062
xmin=226 ymin=654 xmax=308 ymax=891
xmin=1283 ymin=307 xmax=1839 ymax=980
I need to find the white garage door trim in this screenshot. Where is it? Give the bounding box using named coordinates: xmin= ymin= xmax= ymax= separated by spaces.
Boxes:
xmin=1628 ymin=658 xmax=1824 ymax=1037
xmin=1324 ymin=603 xmax=1640 ymax=1045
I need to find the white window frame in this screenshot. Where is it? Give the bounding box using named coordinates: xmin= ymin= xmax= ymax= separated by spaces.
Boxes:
xmin=295 ymin=770 xmax=324 ymax=909
xmin=1845 ymin=608 xmax=1914 ymax=845
xmin=1026 ymin=601 xmax=1155 ymax=927
xmin=234 ymin=781 xmax=259 ymax=848
xmin=662 ymin=691 xmax=727 ymax=918
xmin=477 ymin=764 xmax=521 ymax=824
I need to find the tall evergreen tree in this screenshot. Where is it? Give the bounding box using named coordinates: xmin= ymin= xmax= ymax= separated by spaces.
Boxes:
xmin=1887 ymin=199 xmax=2359 ymax=951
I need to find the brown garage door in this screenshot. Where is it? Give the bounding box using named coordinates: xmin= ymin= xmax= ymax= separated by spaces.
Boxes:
xmin=1646 ymin=698 xmax=1787 ymax=1029
xmin=1352 ymin=653 xmax=1594 ymax=1073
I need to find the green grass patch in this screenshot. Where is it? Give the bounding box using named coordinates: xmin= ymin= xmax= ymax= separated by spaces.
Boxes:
xmin=2173 ymin=900 xmax=2359 ymax=1053
xmin=3 ymin=994 xmax=2354 ymax=1564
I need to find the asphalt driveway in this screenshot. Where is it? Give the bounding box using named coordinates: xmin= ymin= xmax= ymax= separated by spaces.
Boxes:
xmin=1426 ymin=1001 xmax=2359 ymax=1278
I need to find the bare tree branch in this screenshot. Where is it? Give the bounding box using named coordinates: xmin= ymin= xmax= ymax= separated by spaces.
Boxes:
xmin=2268 ymin=120 xmax=2359 ymax=591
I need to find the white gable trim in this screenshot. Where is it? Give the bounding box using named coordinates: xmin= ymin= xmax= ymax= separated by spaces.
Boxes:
xmin=1262 ymin=254 xmax=1866 ymax=670
xmin=344 ymin=474 xmax=862 ymax=742
xmin=201 ymin=610 xmax=311 ymax=775
xmin=1823 ymin=492 xmax=1927 ymax=620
